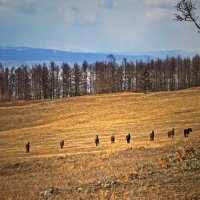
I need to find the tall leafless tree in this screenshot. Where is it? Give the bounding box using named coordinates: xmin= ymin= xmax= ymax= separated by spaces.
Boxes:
xmin=81 ymin=60 xmax=89 ymax=95
xmin=61 ymin=62 xmax=71 ymax=98
xmin=73 ymin=63 xmax=81 ymax=96
xmin=175 ymin=0 xmax=200 ymax=33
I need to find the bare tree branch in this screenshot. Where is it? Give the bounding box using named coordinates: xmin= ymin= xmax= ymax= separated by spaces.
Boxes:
xmin=175 ymin=0 xmax=200 ymax=33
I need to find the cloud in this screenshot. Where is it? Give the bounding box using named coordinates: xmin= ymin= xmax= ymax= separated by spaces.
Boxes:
xmin=98 ymin=0 xmax=113 ymax=9
xmin=144 ymin=8 xmax=166 ymax=23
xmin=0 ymin=0 xmax=56 ymax=14
xmin=98 ymin=0 xmax=138 ymax=9
xmin=0 ymin=0 xmax=15 ymax=12
xmin=0 ymin=0 xmax=199 ymax=53
xmin=144 ymin=0 xmax=178 ymax=6
xmin=64 ymin=10 xmax=97 ymax=25
xmin=19 ymin=3 xmax=38 ymax=14
xmin=0 ymin=0 xmax=15 ymax=5
xmin=62 ymin=2 xmax=99 ymax=25
xmin=0 ymin=0 xmax=38 ymax=14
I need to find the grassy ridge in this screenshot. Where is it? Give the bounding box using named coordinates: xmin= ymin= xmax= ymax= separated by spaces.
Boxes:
xmin=0 ymin=88 xmax=200 ymax=199
xmin=0 ymin=88 xmax=200 ymax=160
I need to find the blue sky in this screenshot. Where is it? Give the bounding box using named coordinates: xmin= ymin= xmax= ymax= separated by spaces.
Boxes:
xmin=0 ymin=0 xmax=200 ymax=53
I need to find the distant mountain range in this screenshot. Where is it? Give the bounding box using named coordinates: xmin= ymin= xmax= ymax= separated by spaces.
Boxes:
xmin=0 ymin=47 xmax=197 ymax=67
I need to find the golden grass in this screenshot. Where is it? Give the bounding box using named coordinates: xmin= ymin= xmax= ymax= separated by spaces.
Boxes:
xmin=0 ymin=87 xmax=199 ymax=161
xmin=0 ymin=86 xmax=200 ymax=199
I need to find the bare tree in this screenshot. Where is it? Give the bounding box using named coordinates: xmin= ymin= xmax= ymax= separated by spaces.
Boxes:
xmin=73 ymin=63 xmax=81 ymax=96
xmin=175 ymin=0 xmax=200 ymax=33
xmin=107 ymin=54 xmax=118 ymax=92
xmin=138 ymin=64 xmax=152 ymax=94
xmin=81 ymin=60 xmax=89 ymax=95
xmin=61 ymin=62 xmax=71 ymax=98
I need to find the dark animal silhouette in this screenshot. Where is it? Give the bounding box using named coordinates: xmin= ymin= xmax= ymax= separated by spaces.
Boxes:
xmin=126 ymin=133 xmax=131 ymax=143
xmin=168 ymin=128 xmax=175 ymax=138
xmin=111 ymin=135 xmax=115 ymax=143
xmin=184 ymin=128 xmax=192 ymax=137
xmin=60 ymin=140 xmax=64 ymax=149
xmin=25 ymin=142 xmax=30 ymax=153
xmin=95 ymin=135 xmax=100 ymax=146
xmin=150 ymin=130 xmax=155 ymax=141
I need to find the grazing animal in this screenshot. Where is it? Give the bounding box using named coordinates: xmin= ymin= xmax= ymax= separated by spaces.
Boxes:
xmin=168 ymin=128 xmax=175 ymax=138
xmin=95 ymin=135 xmax=100 ymax=146
xmin=126 ymin=133 xmax=131 ymax=143
xmin=111 ymin=135 xmax=115 ymax=143
xmin=184 ymin=128 xmax=192 ymax=137
xmin=60 ymin=140 xmax=64 ymax=149
xmin=25 ymin=142 xmax=30 ymax=153
xmin=150 ymin=130 xmax=155 ymax=141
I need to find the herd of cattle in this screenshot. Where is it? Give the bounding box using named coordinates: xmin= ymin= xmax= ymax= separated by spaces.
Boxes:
xmin=25 ymin=128 xmax=192 ymax=153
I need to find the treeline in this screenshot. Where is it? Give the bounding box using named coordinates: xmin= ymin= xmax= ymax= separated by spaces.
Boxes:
xmin=0 ymin=54 xmax=200 ymax=102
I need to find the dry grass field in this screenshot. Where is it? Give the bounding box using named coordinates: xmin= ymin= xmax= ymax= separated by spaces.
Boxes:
xmin=0 ymin=88 xmax=200 ymax=199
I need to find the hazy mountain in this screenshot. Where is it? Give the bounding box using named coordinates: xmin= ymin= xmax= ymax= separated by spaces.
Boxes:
xmin=0 ymin=47 xmax=196 ymax=67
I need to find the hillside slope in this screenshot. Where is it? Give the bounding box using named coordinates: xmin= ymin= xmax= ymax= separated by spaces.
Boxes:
xmin=0 ymin=88 xmax=199 ymax=160
xmin=0 ymin=88 xmax=200 ymax=199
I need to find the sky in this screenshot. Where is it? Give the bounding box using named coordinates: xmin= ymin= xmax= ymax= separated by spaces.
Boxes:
xmin=0 ymin=0 xmax=200 ymax=54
